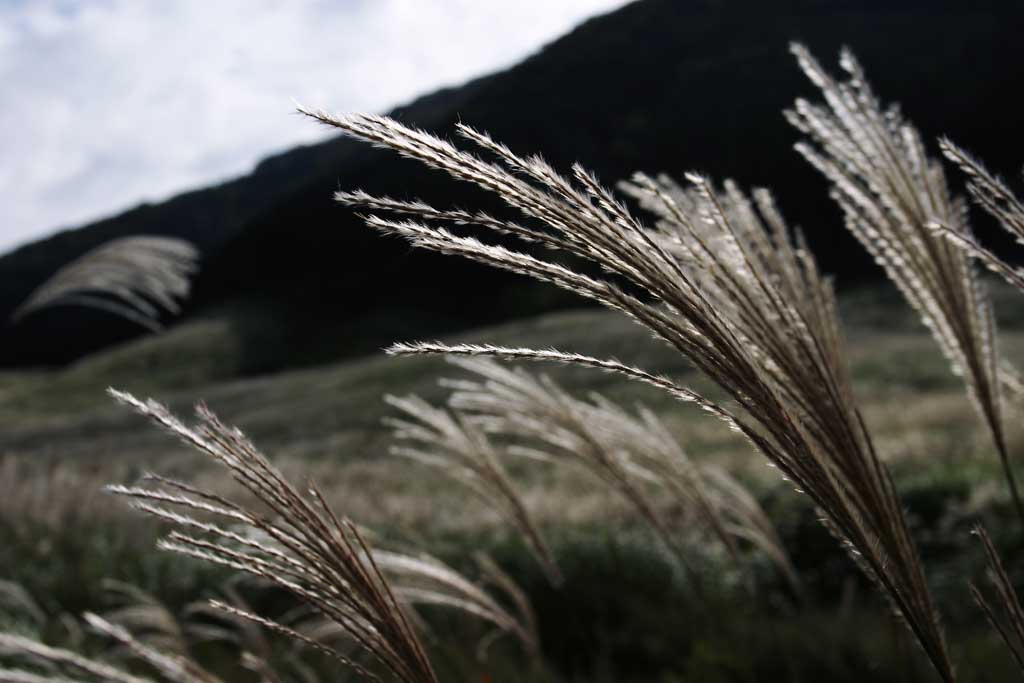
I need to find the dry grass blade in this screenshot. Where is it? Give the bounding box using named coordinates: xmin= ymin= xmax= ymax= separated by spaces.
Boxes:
xmin=970 ymin=525 xmax=1024 ymax=674
xmin=936 ymin=140 xmax=1024 ymax=292
xmin=388 ymin=344 xmax=721 ymax=413
xmin=105 ymin=389 xmax=436 ymax=683
xmin=10 ymin=236 xmax=199 ymax=332
xmin=787 ymin=44 xmax=1021 ymax=527
xmin=304 ymin=107 xmax=956 ymax=680
xmin=385 ymin=394 xmax=563 ymax=586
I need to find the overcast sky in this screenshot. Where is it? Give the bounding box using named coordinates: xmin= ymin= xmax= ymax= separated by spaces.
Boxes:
xmin=0 ymin=0 xmax=629 ymax=255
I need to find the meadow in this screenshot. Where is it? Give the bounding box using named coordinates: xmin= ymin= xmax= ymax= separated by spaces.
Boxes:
xmin=2 ymin=283 xmax=1023 ymax=681
xmin=4 ymin=44 xmax=1024 ymax=683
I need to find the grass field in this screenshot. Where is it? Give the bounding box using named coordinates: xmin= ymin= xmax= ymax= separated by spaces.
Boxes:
xmin=3 ymin=282 xmax=1024 ymax=681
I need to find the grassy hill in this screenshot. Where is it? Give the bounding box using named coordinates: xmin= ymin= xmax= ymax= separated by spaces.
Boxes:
xmin=7 ymin=279 xmax=1024 ymax=459
xmin=4 ymin=283 xmax=1024 ymax=680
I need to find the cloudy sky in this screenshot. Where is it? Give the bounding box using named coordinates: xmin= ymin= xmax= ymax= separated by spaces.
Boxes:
xmin=0 ymin=0 xmax=628 ymax=255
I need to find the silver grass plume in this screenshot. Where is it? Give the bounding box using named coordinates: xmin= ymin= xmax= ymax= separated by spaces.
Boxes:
xmin=786 ymin=44 xmax=1021 ymax=525
xmin=935 ymin=140 xmax=1024 ymax=293
xmin=441 ymin=356 xmax=799 ymax=593
xmin=373 ymin=550 xmax=541 ymax=665
xmin=105 ymin=389 xmax=436 ymax=683
xmin=103 ymin=390 xmax=541 ymax=680
xmin=10 ymin=237 xmax=199 ymax=332
xmin=302 ymin=107 xmax=956 ymax=681
xmin=385 ymin=393 xmax=564 ymax=587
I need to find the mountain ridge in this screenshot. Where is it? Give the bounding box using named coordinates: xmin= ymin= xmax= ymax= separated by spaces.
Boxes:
xmin=4 ymin=0 xmax=1024 ymax=368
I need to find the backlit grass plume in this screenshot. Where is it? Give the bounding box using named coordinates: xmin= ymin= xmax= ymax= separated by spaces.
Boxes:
xmin=303 ymin=107 xmax=956 ymax=681
xmin=104 ymin=390 xmax=437 ymax=683
xmin=10 ymin=236 xmax=198 ymax=332
xmin=441 ymin=356 xmax=798 ymax=593
xmin=102 ymin=390 xmax=541 ymax=681
xmin=385 ymin=393 xmax=564 ymax=587
xmin=935 ymin=141 xmax=1024 ymax=294
xmin=442 ymin=356 xmax=695 ymax=574
xmin=374 ymin=549 xmax=541 ymax=665
xmin=393 ymin=361 xmax=699 ymax=586
xmin=786 ymin=44 xmax=1021 ymax=526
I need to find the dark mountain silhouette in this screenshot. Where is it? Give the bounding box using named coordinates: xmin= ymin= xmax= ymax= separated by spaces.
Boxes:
xmin=3 ymin=0 xmax=1023 ymax=369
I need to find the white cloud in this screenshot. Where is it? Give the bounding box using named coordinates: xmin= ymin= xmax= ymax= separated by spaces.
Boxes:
xmin=0 ymin=0 xmax=628 ymax=254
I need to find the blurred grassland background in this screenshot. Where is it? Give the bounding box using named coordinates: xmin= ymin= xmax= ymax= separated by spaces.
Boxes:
xmin=4 ymin=281 xmax=1024 ymax=682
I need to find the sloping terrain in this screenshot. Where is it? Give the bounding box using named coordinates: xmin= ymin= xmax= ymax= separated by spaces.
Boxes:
xmin=4 ymin=288 xmax=1024 ymax=681
xmin=5 ymin=281 xmax=1024 ymax=469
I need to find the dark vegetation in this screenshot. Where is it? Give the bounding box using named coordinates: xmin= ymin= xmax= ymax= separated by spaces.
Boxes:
xmin=4 ymin=0 xmax=1024 ymax=369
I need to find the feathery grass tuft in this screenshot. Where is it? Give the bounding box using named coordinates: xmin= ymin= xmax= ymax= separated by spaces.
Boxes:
xmin=786 ymin=44 xmax=1021 ymax=527
xmin=935 ymin=140 xmax=1024 ymax=293
xmin=10 ymin=237 xmax=198 ymax=332
xmin=105 ymin=389 xmax=437 ymax=683
xmin=440 ymin=356 xmax=798 ymax=593
xmin=385 ymin=393 xmax=564 ymax=587
xmin=100 ymin=389 xmax=543 ymax=680
xmin=303 ymin=107 xmax=956 ymax=681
